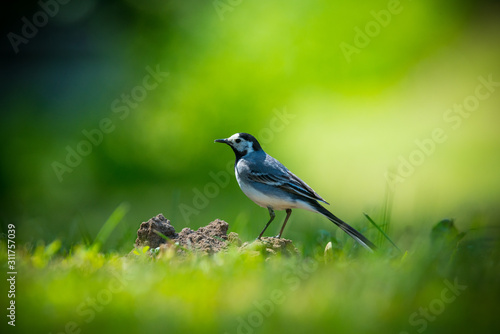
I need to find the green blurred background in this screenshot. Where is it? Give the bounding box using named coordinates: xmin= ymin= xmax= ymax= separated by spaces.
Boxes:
xmin=1 ymin=0 xmax=500 ymax=251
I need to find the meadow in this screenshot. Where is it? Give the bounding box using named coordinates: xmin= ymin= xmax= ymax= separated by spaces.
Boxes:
xmin=2 ymin=208 xmax=499 ymax=334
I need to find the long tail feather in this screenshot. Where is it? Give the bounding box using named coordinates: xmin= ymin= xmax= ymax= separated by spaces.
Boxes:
xmin=310 ymin=202 xmax=377 ymax=252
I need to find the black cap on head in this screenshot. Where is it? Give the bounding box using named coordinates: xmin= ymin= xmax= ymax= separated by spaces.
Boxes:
xmin=237 ymin=133 xmax=262 ymax=152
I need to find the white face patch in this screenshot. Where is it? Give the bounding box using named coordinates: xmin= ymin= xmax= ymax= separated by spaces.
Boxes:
xmin=228 ymin=133 xmax=254 ymax=154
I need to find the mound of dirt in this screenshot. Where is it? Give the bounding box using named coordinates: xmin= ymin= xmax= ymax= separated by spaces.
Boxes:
xmin=176 ymin=219 xmax=230 ymax=254
xmin=135 ymin=214 xmax=236 ymax=254
xmin=240 ymin=237 xmax=299 ymax=257
xmin=135 ymin=214 xmax=177 ymax=248
xmin=135 ymin=214 xmax=297 ymax=256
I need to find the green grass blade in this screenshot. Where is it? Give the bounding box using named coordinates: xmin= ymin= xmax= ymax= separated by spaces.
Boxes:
xmin=154 ymin=230 xmax=171 ymax=241
xmin=363 ymin=212 xmax=401 ymax=252
xmin=94 ymin=202 xmax=130 ymax=249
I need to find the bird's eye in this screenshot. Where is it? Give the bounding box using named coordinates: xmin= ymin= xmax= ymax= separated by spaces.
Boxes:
xmin=235 ymin=139 xmax=241 ymax=143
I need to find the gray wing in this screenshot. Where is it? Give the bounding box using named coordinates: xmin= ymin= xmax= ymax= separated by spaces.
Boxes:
xmin=246 ymin=155 xmax=329 ymax=204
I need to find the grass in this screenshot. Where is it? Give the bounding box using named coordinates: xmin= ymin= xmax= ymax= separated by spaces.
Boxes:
xmin=1 ymin=214 xmax=499 ymax=334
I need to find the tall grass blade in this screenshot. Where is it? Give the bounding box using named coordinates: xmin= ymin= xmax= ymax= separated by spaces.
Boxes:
xmin=94 ymin=202 xmax=130 ymax=249
xmin=364 ymin=212 xmax=401 ymax=252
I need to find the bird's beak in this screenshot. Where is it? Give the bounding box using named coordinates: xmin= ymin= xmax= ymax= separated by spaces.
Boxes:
xmin=214 ymin=138 xmax=229 ymax=144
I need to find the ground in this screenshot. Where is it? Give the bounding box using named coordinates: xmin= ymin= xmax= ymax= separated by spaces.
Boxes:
xmin=2 ymin=215 xmax=499 ymax=334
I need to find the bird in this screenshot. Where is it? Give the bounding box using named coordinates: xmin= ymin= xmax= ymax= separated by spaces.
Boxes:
xmin=214 ymin=132 xmax=376 ymax=252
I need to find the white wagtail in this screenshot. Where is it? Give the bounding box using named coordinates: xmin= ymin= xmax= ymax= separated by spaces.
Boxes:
xmin=215 ymin=132 xmax=376 ymax=251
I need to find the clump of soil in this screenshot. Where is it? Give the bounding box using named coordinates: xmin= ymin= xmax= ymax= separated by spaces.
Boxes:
xmin=135 ymin=214 xmax=297 ymax=256
xmin=135 ymin=214 xmax=239 ymax=254
xmin=175 ymin=219 xmax=230 ymax=254
xmin=240 ymin=237 xmax=299 ymax=257
xmin=135 ymin=214 xmax=177 ymax=248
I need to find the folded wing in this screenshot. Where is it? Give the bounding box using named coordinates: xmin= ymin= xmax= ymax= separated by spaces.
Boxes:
xmin=248 ymin=170 xmax=329 ymax=204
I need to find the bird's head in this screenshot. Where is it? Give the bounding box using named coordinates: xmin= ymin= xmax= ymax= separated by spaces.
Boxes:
xmin=215 ymin=132 xmax=262 ymax=159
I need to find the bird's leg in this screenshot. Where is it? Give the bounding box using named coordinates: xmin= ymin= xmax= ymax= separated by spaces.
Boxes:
xmin=258 ymin=207 xmax=275 ymax=239
xmin=277 ymin=209 xmax=292 ymax=238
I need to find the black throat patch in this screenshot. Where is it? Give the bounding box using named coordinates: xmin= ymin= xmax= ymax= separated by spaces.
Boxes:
xmin=231 ymin=148 xmax=247 ymax=164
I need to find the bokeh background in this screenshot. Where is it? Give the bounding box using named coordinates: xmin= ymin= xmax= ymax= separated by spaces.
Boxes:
xmin=1 ymin=0 xmax=500 ymax=251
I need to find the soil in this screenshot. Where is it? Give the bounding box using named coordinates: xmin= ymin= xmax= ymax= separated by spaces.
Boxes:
xmin=135 ymin=214 xmax=177 ymax=248
xmin=135 ymin=213 xmax=298 ymax=256
xmin=241 ymin=237 xmax=299 ymax=257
